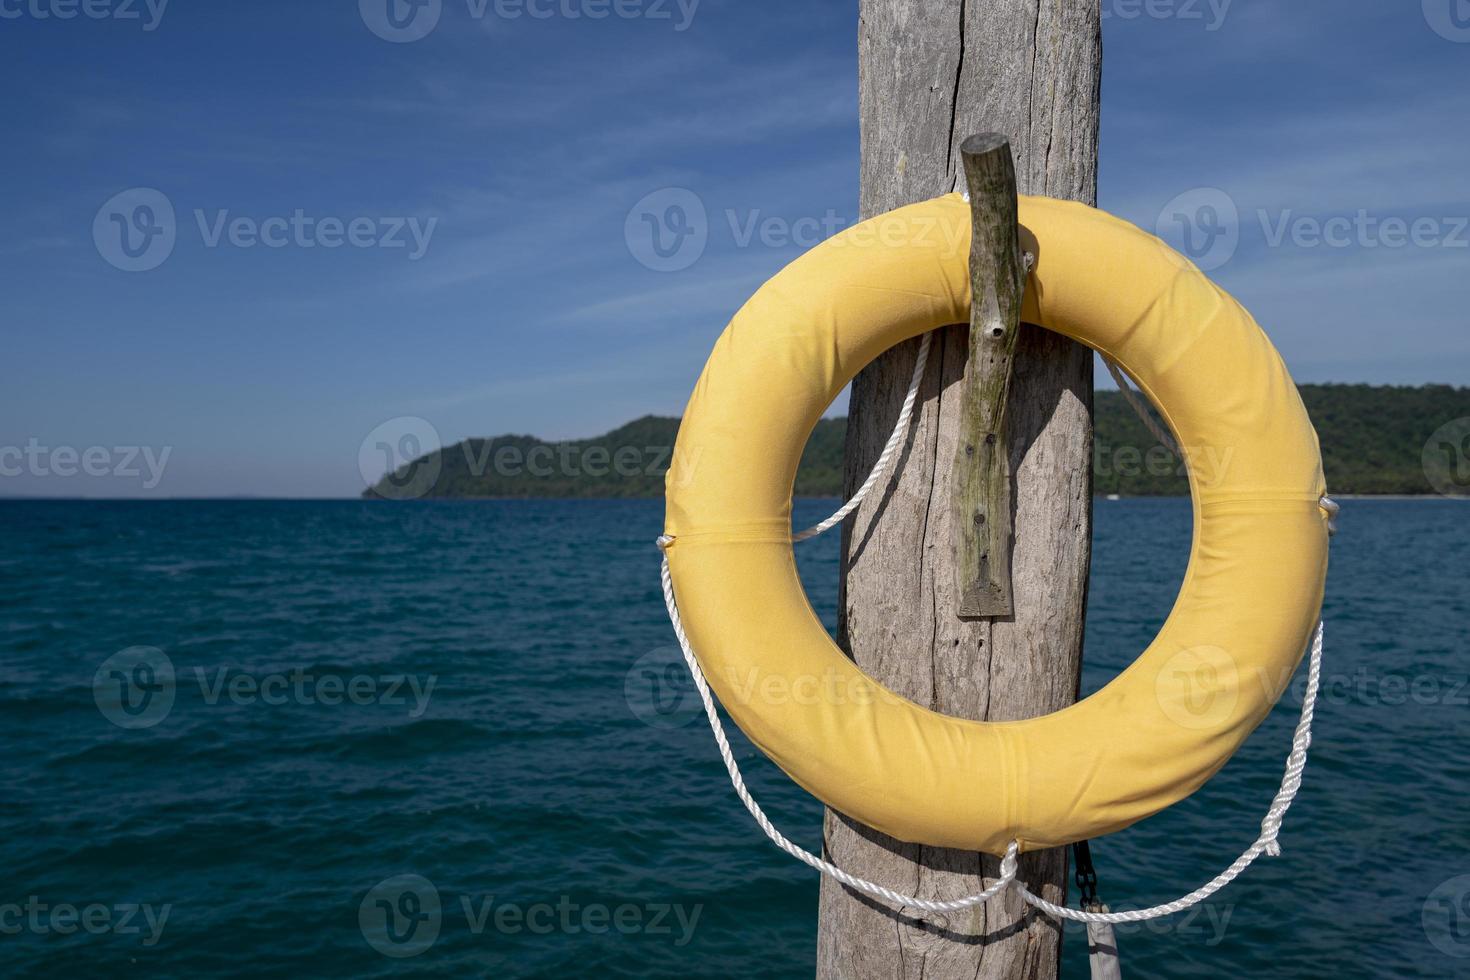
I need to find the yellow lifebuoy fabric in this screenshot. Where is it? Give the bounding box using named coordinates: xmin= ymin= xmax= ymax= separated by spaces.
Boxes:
xmin=663 ymin=194 xmax=1329 ymax=856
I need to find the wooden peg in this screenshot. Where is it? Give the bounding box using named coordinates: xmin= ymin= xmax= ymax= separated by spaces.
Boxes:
xmin=954 ymin=133 xmax=1025 ymax=619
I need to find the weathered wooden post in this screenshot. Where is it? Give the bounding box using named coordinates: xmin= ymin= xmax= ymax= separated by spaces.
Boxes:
xmin=817 ymin=1 xmax=1100 ymax=978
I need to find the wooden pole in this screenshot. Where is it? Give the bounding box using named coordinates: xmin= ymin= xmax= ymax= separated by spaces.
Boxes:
xmin=816 ymin=1 xmax=1100 ymax=977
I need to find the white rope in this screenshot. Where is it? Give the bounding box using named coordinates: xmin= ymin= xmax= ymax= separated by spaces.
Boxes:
xmin=1104 ymin=358 xmax=1178 ymax=456
xmin=1012 ymin=621 xmax=1324 ymax=923
xmin=793 ymin=252 xmax=1036 ymax=543
xmin=658 ymin=552 xmax=1020 ymax=913
xmin=1103 ymin=357 xmax=1339 ymax=534
xmin=793 ymin=331 xmax=932 ymax=542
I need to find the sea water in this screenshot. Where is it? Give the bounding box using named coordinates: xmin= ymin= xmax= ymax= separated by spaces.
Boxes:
xmin=0 ymin=498 xmax=1464 ymax=977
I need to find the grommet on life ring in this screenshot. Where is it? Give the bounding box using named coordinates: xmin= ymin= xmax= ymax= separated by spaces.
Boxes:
xmin=661 ymin=193 xmax=1330 ymax=856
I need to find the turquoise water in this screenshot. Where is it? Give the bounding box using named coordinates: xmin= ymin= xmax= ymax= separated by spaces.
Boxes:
xmin=1 ymin=498 xmax=1466 ymax=977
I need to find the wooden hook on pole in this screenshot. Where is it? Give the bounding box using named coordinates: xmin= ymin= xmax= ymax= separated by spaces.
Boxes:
xmin=954 ymin=133 xmax=1025 ymax=619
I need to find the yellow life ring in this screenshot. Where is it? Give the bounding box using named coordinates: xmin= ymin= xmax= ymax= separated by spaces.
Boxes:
xmin=662 ymin=193 xmax=1329 ymax=857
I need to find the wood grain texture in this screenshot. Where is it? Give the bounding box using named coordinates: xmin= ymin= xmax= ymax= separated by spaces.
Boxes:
xmin=816 ymin=1 xmax=1100 ymax=977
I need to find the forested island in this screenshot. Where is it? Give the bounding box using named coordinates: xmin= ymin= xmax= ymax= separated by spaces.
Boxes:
xmin=365 ymin=384 xmax=1469 ymax=499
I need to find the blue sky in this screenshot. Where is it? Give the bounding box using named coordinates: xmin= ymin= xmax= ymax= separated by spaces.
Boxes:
xmin=2 ymin=0 xmax=1467 ymax=497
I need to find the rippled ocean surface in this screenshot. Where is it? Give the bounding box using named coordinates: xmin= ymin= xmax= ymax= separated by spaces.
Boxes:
xmin=1 ymin=498 xmax=1466 ymax=978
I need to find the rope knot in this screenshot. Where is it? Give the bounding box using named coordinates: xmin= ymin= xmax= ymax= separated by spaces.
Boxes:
xmin=1258 ymin=813 xmax=1284 ymax=857
xmin=999 ymin=840 xmax=1020 ymax=885
xmin=1320 ymin=495 xmax=1340 ymax=537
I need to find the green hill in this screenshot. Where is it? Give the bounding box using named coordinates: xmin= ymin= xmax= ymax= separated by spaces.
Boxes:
xmin=1092 ymin=383 xmax=1470 ymax=495
xmin=365 ymin=415 xmax=846 ymax=500
xmin=365 ymin=384 xmax=1470 ymax=499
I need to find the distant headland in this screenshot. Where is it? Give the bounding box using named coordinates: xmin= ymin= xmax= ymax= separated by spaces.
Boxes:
xmin=364 ymin=384 xmax=1470 ymax=499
